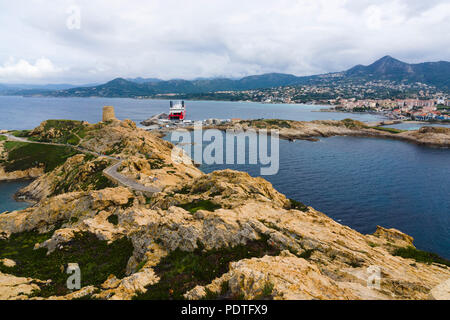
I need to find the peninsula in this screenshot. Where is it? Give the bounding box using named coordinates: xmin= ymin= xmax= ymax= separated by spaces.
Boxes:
xmin=0 ymin=112 xmax=449 ymax=300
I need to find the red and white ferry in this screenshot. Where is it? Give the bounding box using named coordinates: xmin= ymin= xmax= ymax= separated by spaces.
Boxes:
xmin=168 ymin=101 xmax=186 ymax=121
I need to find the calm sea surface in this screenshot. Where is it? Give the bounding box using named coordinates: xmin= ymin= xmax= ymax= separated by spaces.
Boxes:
xmin=0 ymin=96 xmax=448 ymax=258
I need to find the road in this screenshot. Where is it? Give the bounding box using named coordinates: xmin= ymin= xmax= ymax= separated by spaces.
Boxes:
xmin=1 ymin=133 xmax=162 ymax=195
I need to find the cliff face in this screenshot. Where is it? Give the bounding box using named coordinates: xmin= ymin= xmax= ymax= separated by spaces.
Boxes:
xmin=0 ymin=119 xmax=448 ymax=300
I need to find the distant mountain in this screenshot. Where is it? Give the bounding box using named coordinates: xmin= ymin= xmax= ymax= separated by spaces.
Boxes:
xmin=127 ymin=77 xmax=163 ymax=84
xmin=0 ymin=82 xmax=100 ymax=95
xmin=6 ymin=56 xmax=450 ymax=98
xmin=344 ymin=55 xmax=450 ymax=88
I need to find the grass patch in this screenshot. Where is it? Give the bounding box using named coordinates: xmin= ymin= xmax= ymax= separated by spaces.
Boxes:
xmin=107 ymin=214 xmax=119 ymax=226
xmin=176 ymin=186 xmax=191 ymax=194
xmin=134 ymin=236 xmax=280 ymax=300
xmin=11 ymin=130 xmax=31 ymax=138
xmin=254 ymin=282 xmax=274 ymax=300
xmin=288 ymin=199 xmax=309 ymax=212
xmin=371 ymin=126 xmax=405 ymax=134
xmin=0 ymin=135 xmax=6 ymax=141
xmin=393 ymin=247 xmax=450 ymax=267
xmin=3 ymin=142 xmax=79 ymax=173
xmin=0 ymin=231 xmax=133 ymax=298
xmin=264 ymin=119 xmax=292 ymax=128
xmin=177 ymin=200 xmax=222 ymax=214
xmin=341 ymin=119 xmax=368 ymax=129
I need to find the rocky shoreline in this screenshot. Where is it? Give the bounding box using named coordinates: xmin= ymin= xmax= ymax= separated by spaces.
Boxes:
xmin=184 ymin=119 xmax=450 ymax=148
xmin=0 ymin=119 xmax=449 ymax=300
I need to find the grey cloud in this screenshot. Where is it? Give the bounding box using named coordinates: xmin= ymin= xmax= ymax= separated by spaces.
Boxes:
xmin=0 ymin=0 xmax=449 ymax=83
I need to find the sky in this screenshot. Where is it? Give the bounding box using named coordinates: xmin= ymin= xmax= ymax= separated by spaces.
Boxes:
xmin=0 ymin=0 xmax=449 ymax=84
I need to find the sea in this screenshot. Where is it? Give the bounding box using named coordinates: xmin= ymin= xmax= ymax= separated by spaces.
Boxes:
xmin=0 ymin=96 xmax=448 ymax=258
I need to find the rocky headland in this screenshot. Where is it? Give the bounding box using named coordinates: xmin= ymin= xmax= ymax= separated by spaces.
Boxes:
xmin=0 ymin=118 xmax=449 ymax=300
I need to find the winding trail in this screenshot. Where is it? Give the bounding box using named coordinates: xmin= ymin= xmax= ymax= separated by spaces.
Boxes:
xmin=1 ymin=133 xmax=161 ymax=195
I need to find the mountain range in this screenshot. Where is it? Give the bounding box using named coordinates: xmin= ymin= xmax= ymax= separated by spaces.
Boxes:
xmin=3 ymin=56 xmax=450 ymax=97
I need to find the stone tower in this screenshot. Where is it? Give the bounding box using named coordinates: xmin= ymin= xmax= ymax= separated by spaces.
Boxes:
xmin=102 ymin=106 xmax=116 ymax=122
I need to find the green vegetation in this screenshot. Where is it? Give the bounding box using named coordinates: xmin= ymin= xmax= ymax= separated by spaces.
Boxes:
xmin=11 ymin=130 xmax=31 ymax=138
xmin=341 ymin=118 xmax=368 ymax=129
xmin=51 ymin=157 xmax=116 ymax=196
xmin=2 ymin=142 xmax=79 ymax=173
xmin=288 ymin=199 xmax=309 ymax=212
xmin=32 ymin=120 xmax=88 ymax=145
xmin=177 ymin=200 xmax=222 ymax=214
xmin=393 ymin=247 xmax=450 ymax=267
xmin=255 ymin=282 xmax=275 ymax=300
xmin=148 ymin=158 xmax=165 ymax=169
xmin=371 ymin=126 xmax=405 ymax=134
xmin=263 ymin=119 xmax=292 ymax=128
xmin=105 ymin=141 xmax=126 ymax=156
xmin=107 ymin=214 xmax=119 ymax=226
xmin=134 ymin=236 xmax=280 ymax=300
xmin=0 ymin=135 xmax=6 ymax=141
xmin=0 ymin=231 xmax=133 ymax=297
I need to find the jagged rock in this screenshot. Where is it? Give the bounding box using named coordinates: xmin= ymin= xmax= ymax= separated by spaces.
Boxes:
xmin=0 ymin=165 xmax=44 ymax=182
xmin=141 ymin=113 xmax=169 ymax=126
xmin=46 ymin=286 xmax=97 ymax=300
xmin=373 ymin=226 xmax=415 ymax=247
xmin=94 ymin=268 xmax=159 ymax=300
xmin=429 ymin=278 xmax=450 ymax=300
xmin=1 ymin=258 xmax=16 ymax=268
xmin=90 ymin=187 xmax=134 ymax=210
xmin=0 ymin=272 xmax=42 ymax=300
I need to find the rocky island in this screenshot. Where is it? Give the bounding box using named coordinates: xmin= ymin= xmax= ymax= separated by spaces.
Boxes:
xmin=0 ymin=115 xmax=449 ymax=300
xmin=183 ymin=118 xmax=450 ymax=148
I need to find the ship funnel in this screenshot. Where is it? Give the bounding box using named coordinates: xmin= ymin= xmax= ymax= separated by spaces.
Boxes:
xmin=170 ymin=101 xmax=173 ymax=108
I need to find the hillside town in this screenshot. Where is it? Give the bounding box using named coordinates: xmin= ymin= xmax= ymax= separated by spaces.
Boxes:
xmin=333 ymin=97 xmax=450 ymax=121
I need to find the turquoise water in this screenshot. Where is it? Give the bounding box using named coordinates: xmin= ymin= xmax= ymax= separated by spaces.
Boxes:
xmin=0 ymin=181 xmax=31 ymax=213
xmin=384 ymin=122 xmax=450 ymax=131
xmin=1 ymin=96 xmax=449 ymax=258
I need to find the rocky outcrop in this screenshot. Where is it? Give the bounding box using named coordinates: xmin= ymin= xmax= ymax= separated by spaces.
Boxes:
xmin=0 ymin=272 xmax=44 ymax=300
xmin=1 ymin=258 xmax=16 ymax=268
xmin=141 ymin=113 xmax=169 ymax=126
xmin=1 ymin=119 xmax=449 ymax=301
xmin=0 ymin=166 xmax=44 ymax=182
xmin=203 ymin=119 xmax=450 ymax=148
xmin=16 ymin=154 xmax=114 ymax=202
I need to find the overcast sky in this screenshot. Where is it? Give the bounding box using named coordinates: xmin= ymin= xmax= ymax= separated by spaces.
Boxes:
xmin=0 ymin=0 xmax=449 ymax=84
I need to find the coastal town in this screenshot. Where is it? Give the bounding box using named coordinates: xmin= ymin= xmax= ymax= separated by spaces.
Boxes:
xmin=150 ymin=81 xmax=449 ymax=123
xmin=331 ymin=97 xmax=450 ymax=121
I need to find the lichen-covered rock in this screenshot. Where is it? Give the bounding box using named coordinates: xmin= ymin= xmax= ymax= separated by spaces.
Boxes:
xmin=94 ymin=268 xmax=159 ymax=300
xmin=1 ymin=258 xmax=16 ymax=268
xmin=90 ymin=187 xmax=134 ymax=210
xmin=0 ymin=272 xmax=42 ymax=300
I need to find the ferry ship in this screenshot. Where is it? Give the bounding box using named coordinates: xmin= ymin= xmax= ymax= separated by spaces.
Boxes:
xmin=169 ymin=101 xmax=186 ymax=121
